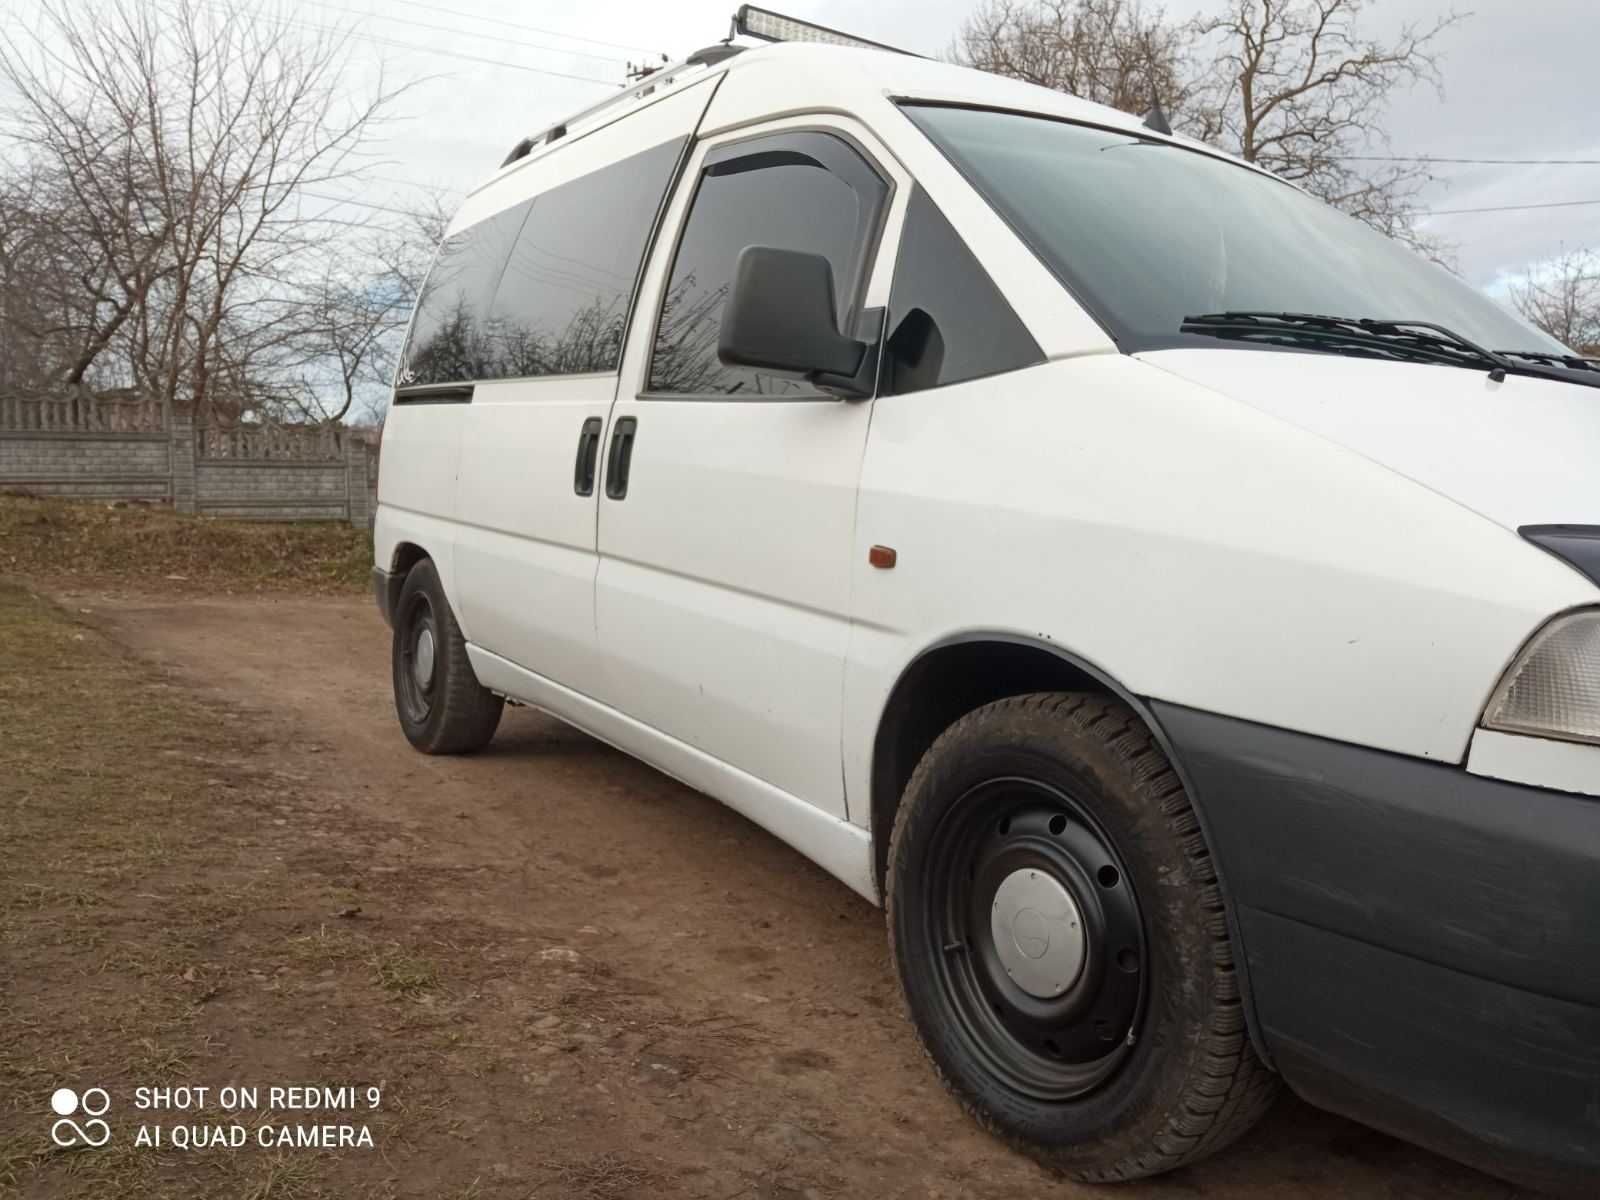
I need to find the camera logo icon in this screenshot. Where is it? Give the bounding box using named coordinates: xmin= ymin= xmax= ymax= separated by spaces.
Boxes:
xmin=50 ymin=1087 xmax=111 ymax=1148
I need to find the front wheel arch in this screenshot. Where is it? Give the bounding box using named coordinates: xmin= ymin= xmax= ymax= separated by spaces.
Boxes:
xmin=868 ymin=632 xmax=1272 ymax=1071
xmin=886 ymin=691 xmax=1279 ymax=1178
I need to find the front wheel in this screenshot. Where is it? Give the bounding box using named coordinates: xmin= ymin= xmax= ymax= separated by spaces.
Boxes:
xmin=886 ymin=693 xmax=1277 ymax=1181
xmin=391 ymin=558 xmax=503 ymax=754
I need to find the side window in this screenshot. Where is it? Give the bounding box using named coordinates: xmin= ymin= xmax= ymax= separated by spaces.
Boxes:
xmin=401 ymin=201 xmax=528 ymax=387
xmin=882 ymin=186 xmax=1042 ymax=395
xmin=649 ymin=131 xmax=888 ymax=397
xmin=400 ymin=136 xmax=685 ymax=387
xmin=485 ymin=137 xmax=685 ymax=378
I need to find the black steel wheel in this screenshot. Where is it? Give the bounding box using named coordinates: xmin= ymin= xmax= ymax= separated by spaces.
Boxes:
xmin=887 ymin=692 xmax=1278 ymax=1181
xmin=923 ymin=777 xmax=1145 ymax=1103
xmin=396 ymin=587 xmax=440 ymax=727
xmin=390 ymin=558 xmax=503 ymax=754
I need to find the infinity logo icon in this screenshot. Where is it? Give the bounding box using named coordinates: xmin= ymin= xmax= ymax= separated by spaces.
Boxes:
xmin=50 ymin=1087 xmax=111 ymax=1148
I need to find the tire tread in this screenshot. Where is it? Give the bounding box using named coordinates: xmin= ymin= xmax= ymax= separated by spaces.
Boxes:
xmin=393 ymin=559 xmax=502 ymax=755
xmin=886 ymin=692 xmax=1279 ymax=1182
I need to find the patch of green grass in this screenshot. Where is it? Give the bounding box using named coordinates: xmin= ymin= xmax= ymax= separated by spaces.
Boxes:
xmin=370 ymin=944 xmax=442 ymax=999
xmin=0 ymin=493 xmax=370 ymax=592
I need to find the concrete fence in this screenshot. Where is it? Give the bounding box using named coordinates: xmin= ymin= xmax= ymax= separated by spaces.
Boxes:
xmin=0 ymin=392 xmax=376 ymax=527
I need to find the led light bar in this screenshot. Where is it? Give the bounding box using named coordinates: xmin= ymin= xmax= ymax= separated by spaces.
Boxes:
xmin=732 ymin=5 xmax=919 ymax=56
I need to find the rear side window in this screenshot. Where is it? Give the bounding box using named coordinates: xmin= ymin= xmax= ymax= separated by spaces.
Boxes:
xmin=485 ymin=138 xmax=685 ymax=378
xmin=648 ymin=131 xmax=889 ymax=397
xmin=401 ymin=137 xmax=684 ymax=387
xmin=882 ymin=186 xmax=1042 ymax=395
xmin=401 ymin=201 xmax=527 ymax=387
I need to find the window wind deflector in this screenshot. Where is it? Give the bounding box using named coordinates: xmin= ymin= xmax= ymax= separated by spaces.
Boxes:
xmin=705 ymin=149 xmax=824 ymax=177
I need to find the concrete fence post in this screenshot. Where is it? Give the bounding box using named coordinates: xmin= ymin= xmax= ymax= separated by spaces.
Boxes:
xmin=345 ymin=435 xmax=370 ymax=529
xmin=170 ymin=413 xmax=197 ymax=514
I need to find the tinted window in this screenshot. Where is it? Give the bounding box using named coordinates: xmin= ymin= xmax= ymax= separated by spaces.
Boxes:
xmin=884 ymin=186 xmax=1042 ymax=395
xmin=401 ymin=137 xmax=684 ymax=386
xmin=401 ymin=201 xmax=527 ymax=386
xmin=904 ymin=104 xmax=1563 ymax=355
xmin=649 ymin=132 xmax=888 ymax=396
xmin=485 ymin=137 xmax=684 ymax=378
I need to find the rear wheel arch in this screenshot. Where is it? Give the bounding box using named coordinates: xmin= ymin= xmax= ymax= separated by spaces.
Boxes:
xmin=390 ymin=557 xmax=502 ymax=754
xmin=390 ymin=540 xmax=429 ymax=578
xmin=384 ymin=542 xmax=430 ymax=620
xmin=867 ymin=633 xmax=1273 ymax=1069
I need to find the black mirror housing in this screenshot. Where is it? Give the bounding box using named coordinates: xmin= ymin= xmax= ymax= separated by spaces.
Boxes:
xmin=717 ymin=246 xmax=870 ymax=391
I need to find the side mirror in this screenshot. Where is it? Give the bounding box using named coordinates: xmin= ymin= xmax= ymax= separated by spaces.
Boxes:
xmin=717 ymin=246 xmax=871 ymax=395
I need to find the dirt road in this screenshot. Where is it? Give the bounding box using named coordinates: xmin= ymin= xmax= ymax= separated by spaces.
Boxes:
xmin=77 ymin=591 xmax=1517 ymax=1199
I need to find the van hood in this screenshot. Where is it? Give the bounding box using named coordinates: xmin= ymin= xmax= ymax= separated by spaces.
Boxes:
xmin=1137 ymin=348 xmax=1600 ymax=531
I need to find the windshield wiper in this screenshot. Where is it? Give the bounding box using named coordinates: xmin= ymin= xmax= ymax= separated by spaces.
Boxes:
xmin=1179 ymin=312 xmax=1600 ymax=389
xmin=1495 ymin=349 xmax=1600 ymax=373
xmin=1180 ymin=311 xmax=1513 ymax=373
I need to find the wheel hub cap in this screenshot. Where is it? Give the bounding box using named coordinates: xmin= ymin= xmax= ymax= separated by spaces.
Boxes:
xmin=990 ymin=868 xmax=1085 ymax=999
xmin=413 ymin=627 xmax=436 ymax=689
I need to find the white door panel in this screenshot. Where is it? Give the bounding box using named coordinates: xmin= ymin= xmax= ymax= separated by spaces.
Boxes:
xmin=454 ymin=377 xmax=614 ymax=688
xmin=593 ymin=117 xmax=908 ymax=822
xmin=433 ymin=79 xmax=716 ymax=691
xmin=594 ymin=398 xmax=871 ymax=810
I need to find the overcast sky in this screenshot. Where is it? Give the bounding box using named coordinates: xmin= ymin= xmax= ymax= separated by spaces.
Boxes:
xmin=7 ymin=0 xmax=1599 ymax=294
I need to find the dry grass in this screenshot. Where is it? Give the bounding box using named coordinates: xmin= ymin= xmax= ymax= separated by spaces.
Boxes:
xmin=0 ymin=584 xmax=440 ymax=1197
xmin=0 ymin=493 xmax=370 ymax=592
xmin=0 ymin=581 xmax=672 ymax=1199
xmin=370 ymin=945 xmax=443 ymax=999
xmin=0 ymin=581 xmax=794 ymax=1199
xmin=552 ymin=1151 xmax=662 ymax=1200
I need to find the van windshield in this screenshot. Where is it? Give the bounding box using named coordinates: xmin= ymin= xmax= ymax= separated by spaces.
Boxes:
xmin=902 ymin=103 xmax=1566 ymax=358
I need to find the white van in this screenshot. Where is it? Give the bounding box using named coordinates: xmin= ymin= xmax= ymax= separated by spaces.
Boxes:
xmin=372 ymin=11 xmax=1600 ymax=1192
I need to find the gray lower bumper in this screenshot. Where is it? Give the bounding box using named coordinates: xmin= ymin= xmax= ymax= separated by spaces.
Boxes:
xmin=1153 ymin=702 xmax=1600 ymax=1195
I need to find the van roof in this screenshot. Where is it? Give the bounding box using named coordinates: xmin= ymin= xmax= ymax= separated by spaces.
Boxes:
xmin=483 ymin=39 xmax=1269 ymax=207
xmin=725 ymin=41 xmax=1159 ymax=139
xmin=495 ymin=40 xmax=1180 ymax=176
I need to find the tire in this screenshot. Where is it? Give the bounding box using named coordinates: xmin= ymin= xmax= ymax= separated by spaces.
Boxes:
xmin=886 ymin=692 xmax=1278 ymax=1181
xmin=391 ymin=558 xmax=503 ymax=754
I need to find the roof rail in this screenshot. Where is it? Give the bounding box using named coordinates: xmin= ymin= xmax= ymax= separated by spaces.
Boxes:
xmin=496 ymin=7 xmax=917 ymax=170
xmin=498 ymin=43 xmax=743 ymax=171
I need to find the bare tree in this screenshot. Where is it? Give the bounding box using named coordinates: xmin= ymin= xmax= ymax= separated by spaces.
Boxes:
xmin=368 ymin=193 xmax=452 ymax=320
xmin=1510 ymin=249 xmax=1600 ymax=356
xmin=0 ymin=98 xmax=172 ymax=391
xmin=0 ymin=0 xmax=412 ymax=421
xmin=0 ymin=166 xmax=82 ymax=389
xmin=1188 ymin=0 xmax=1461 ymax=249
xmin=952 ymin=0 xmax=1192 ymax=117
xmin=337 ymin=191 xmax=453 ymax=424
xmin=952 ymin=0 xmax=1462 ymax=249
xmin=269 ymin=263 xmax=411 ymax=425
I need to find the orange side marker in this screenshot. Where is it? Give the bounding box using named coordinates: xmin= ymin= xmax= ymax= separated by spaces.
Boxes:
xmin=869 ymin=545 xmax=897 ymax=569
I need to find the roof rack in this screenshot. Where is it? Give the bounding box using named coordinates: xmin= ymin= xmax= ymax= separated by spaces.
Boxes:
xmin=498 ymin=6 xmax=917 ymax=169
xmin=729 ymin=5 xmax=921 ymax=56
xmin=499 ymin=42 xmax=745 ymax=169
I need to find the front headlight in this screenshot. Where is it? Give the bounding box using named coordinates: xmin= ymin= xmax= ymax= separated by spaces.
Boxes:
xmin=1483 ymin=610 xmax=1600 ymax=746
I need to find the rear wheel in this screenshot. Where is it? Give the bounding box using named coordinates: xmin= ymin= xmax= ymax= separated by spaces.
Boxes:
xmin=392 ymin=558 xmax=502 ymax=754
xmin=887 ymin=692 xmax=1277 ymax=1181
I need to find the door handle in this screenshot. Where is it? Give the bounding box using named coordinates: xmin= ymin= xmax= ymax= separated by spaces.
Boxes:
xmin=604 ymin=417 xmax=637 ymax=500
xmin=573 ymin=417 xmax=603 ymax=496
